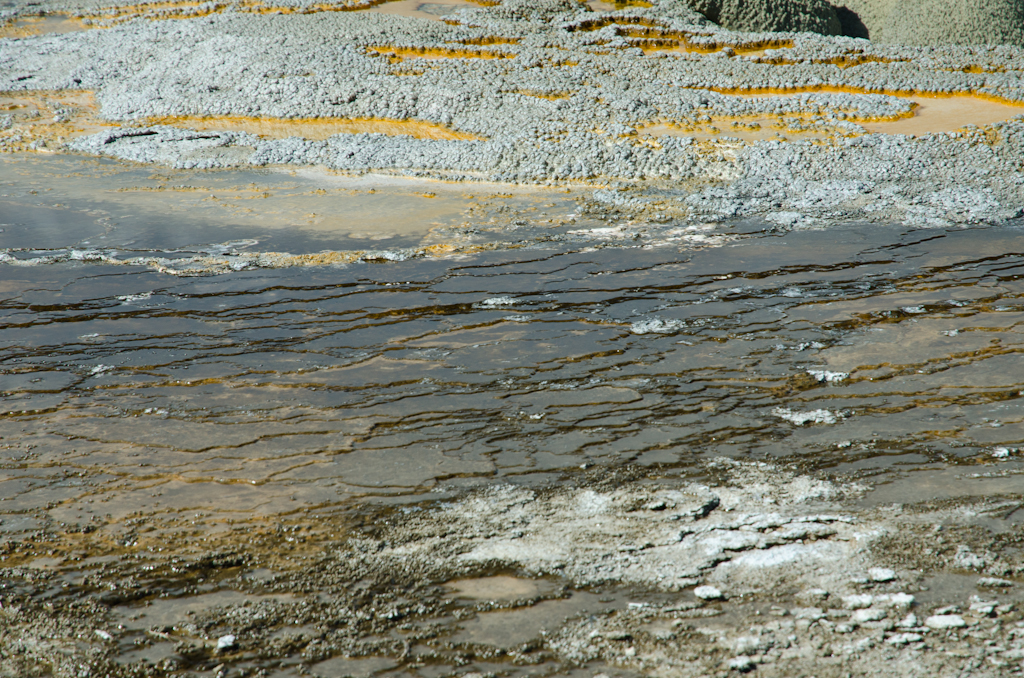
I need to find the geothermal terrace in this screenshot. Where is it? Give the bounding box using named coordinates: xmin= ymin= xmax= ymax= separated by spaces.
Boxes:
xmin=1 ymin=1 xmax=1024 ymax=677
xmin=2 ymin=0 xmax=1024 ymax=226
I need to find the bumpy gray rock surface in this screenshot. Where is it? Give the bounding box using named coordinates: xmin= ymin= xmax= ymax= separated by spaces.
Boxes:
xmin=836 ymin=0 xmax=1024 ymax=46
xmin=689 ymin=0 xmax=842 ymax=35
xmin=2 ymin=0 xmax=1024 ymax=227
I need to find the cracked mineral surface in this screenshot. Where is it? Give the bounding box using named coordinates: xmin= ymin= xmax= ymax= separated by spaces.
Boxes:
xmin=2 ymin=0 xmax=1024 ymax=677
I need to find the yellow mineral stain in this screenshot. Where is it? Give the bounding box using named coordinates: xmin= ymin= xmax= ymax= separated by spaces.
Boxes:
xmin=519 ymin=90 xmax=572 ymax=100
xmin=90 ymin=0 xmax=222 ymax=22
xmin=368 ymin=44 xmax=512 ymax=60
xmin=751 ymin=53 xmax=906 ymax=68
xmin=0 ymin=90 xmax=114 ymax=153
xmin=568 ymin=17 xmax=792 ymax=55
xmin=144 ymin=115 xmax=483 ymax=140
xmin=859 ymin=94 xmax=1024 ymax=136
xmin=640 ymin=91 xmax=1024 ymax=143
xmin=694 ymin=83 xmax=1023 ymax=105
xmin=640 ymin=117 xmax=830 ymax=144
xmin=947 ymin=64 xmax=1005 ymax=74
xmin=0 ymin=14 xmax=86 ymax=38
xmin=83 ymin=0 xmax=498 ymax=24
xmin=586 ymin=0 xmax=653 ymax=11
xmin=569 ymin=15 xmax=661 ymax=31
xmin=633 ymin=32 xmax=794 ymax=55
xmin=370 ymin=0 xmax=497 ymax=20
xmin=452 ymin=35 xmax=520 ymax=46
xmin=635 ymin=37 xmax=792 ymax=55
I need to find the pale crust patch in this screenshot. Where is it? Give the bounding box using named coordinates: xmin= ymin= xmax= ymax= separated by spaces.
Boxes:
xmin=144 ymin=115 xmax=483 ymax=140
xmin=0 ymin=91 xmax=115 ymax=152
xmin=639 ymin=91 xmax=1024 ymax=143
xmin=0 ymin=15 xmax=86 ymax=39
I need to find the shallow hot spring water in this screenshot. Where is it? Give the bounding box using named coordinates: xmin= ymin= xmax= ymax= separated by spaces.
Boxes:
xmin=2 ymin=153 xmax=1024 ymax=676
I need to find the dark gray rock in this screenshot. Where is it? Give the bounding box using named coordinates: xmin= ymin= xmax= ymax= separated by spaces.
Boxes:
xmin=835 ymin=0 xmax=1024 ymax=46
xmin=688 ymin=0 xmax=842 ymax=35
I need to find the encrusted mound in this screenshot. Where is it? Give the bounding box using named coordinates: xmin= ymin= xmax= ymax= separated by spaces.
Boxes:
xmin=689 ymin=0 xmax=842 ymax=36
xmin=687 ymin=0 xmax=1024 ymax=46
xmin=836 ymin=0 xmax=1024 ymax=46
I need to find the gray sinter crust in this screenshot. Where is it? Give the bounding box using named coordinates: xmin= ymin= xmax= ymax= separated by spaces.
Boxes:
xmin=836 ymin=0 xmax=1024 ymax=46
xmin=1 ymin=0 xmax=1024 ymax=222
xmin=688 ymin=0 xmax=843 ymax=36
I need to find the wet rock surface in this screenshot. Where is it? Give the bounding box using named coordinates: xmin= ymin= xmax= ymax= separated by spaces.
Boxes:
xmin=2 ymin=0 xmax=1024 ymax=676
xmin=3 ymin=176 xmax=1024 ymax=674
xmin=1 ymin=461 xmax=1022 ymax=677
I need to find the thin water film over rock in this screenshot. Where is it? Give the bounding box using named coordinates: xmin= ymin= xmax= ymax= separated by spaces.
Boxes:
xmin=2 ymin=0 xmax=1024 ymax=674
xmin=2 ymin=154 xmax=1024 ymax=677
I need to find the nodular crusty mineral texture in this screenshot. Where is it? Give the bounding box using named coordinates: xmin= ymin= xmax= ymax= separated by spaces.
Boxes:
xmin=834 ymin=0 xmax=1024 ymax=46
xmin=688 ymin=0 xmax=1024 ymax=45
xmin=2 ymin=3 xmax=1024 ymax=678
xmin=688 ymin=0 xmax=843 ymax=35
xmin=2 ymin=0 xmax=1024 ymax=227
xmin=3 ymin=460 xmax=1022 ymax=678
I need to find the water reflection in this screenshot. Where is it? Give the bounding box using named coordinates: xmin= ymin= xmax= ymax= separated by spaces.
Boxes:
xmin=0 ymin=153 xmax=582 ymax=253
